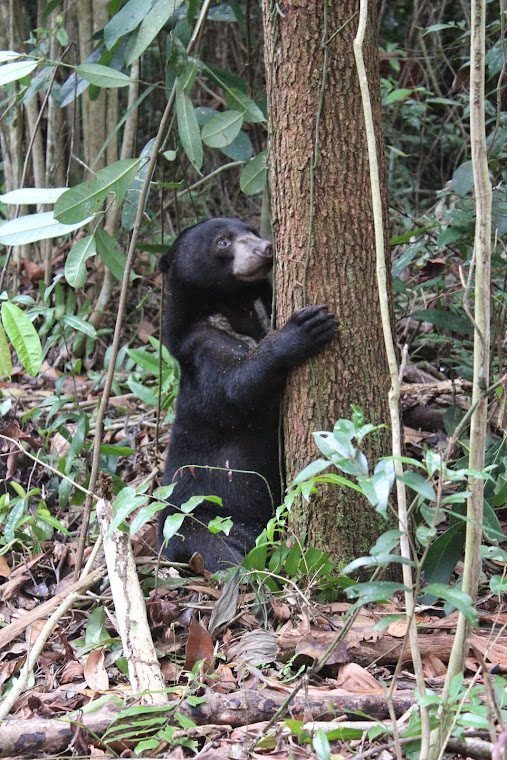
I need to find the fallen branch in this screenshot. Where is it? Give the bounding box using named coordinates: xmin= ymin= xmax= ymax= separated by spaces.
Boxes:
xmin=0 ymin=688 xmax=416 ymax=758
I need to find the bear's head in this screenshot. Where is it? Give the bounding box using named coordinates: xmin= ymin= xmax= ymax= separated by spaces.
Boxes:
xmin=159 ymin=218 xmax=272 ymax=294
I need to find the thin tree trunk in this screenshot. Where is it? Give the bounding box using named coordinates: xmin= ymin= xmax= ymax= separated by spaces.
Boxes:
xmin=263 ymin=0 xmax=393 ymax=562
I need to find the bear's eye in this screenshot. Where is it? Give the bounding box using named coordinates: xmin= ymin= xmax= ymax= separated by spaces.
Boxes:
xmin=216 ymin=238 xmax=229 ymax=249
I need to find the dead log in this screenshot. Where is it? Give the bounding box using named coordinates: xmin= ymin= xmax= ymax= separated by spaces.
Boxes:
xmin=277 ymin=628 xmax=507 ymax=668
xmin=0 ymin=688 xmax=416 ymax=757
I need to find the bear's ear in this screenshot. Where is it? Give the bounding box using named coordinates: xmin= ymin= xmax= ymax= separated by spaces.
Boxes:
xmin=158 ymin=245 xmax=175 ymax=273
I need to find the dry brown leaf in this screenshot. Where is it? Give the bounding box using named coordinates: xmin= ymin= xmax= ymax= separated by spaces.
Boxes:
xmin=60 ymin=660 xmax=85 ymax=684
xmin=51 ymin=431 xmax=71 ymax=456
xmin=26 ymin=619 xmax=47 ymax=644
xmin=0 ymin=556 xmax=11 ymax=578
xmin=386 ymin=618 xmax=409 ymax=637
xmin=228 ymin=629 xmax=277 ymax=666
xmin=84 ymin=648 xmax=109 ymax=691
xmin=335 ymin=662 xmax=382 ymax=692
xmin=184 ymin=617 xmax=214 ymax=672
xmin=270 ymin=595 xmax=291 ymax=622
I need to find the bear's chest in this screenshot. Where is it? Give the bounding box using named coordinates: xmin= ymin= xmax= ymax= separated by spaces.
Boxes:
xmin=207 ymin=298 xmax=271 ymax=349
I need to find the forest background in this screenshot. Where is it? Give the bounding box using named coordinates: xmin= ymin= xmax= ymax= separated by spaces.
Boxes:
xmin=0 ymin=1 xmax=506 ymax=759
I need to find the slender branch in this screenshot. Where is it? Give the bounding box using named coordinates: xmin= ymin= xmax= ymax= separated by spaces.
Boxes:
xmin=353 ymin=2 xmax=430 ymax=757
xmin=430 ymin=1 xmax=493 ymax=756
xmin=73 ymin=0 xmax=214 ymax=578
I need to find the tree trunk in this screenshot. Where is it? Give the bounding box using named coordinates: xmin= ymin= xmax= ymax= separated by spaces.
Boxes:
xmin=263 ymin=0 xmax=393 ymax=563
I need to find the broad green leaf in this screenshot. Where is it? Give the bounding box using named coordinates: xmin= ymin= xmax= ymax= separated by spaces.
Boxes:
xmin=201 ymin=110 xmax=244 ymax=148
xmin=292 ymin=458 xmax=331 ymax=484
xmin=153 ymin=484 xmax=177 ymax=500
xmin=180 ymin=495 xmax=222 ymax=514
xmin=397 ymin=470 xmax=436 ymax=502
xmin=1 ymin=302 xmax=42 ymax=376
xmin=162 ymin=512 xmax=186 ymax=542
xmin=225 ymin=89 xmax=266 ymax=123
xmin=423 ymin=583 xmax=478 ymax=624
xmin=0 ymin=59 xmax=38 ymax=86
xmin=61 ymin=314 xmax=97 ymax=339
xmin=54 ymin=159 xmax=141 ymax=224
xmin=220 ymin=130 xmax=253 ymax=161
xmin=127 ymin=377 xmax=158 ymax=406
xmin=76 ymin=63 xmax=131 ymax=88
xmin=129 ymin=501 xmax=167 ymax=536
xmin=0 ymin=211 xmax=93 ymax=245
xmin=96 ymin=227 xmax=137 ymax=282
xmin=0 ymin=187 xmax=67 ymax=205
xmin=312 ymin=730 xmax=331 ymax=760
xmin=412 ymin=308 xmax=473 ymax=335
xmin=125 ymin=0 xmax=185 ymax=66
xmin=0 ymin=51 xmax=23 ymax=63
xmin=121 ymin=137 xmax=156 ymax=231
xmin=65 ymin=235 xmax=96 ymax=288
xmin=452 ymin=160 xmax=474 ymax=196
xmin=240 ymin=151 xmax=266 ymax=195
xmin=0 ymin=322 xmax=12 ymax=379
xmin=108 ymin=487 xmax=148 ymax=536
xmin=176 ymin=89 xmax=203 ymax=172
xmin=420 ymin=523 xmax=465 ymax=600
xmin=104 ymin=0 xmax=153 ymax=49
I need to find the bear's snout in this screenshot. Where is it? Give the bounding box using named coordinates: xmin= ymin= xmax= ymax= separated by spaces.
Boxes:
xmin=253 ymin=241 xmax=273 ymax=259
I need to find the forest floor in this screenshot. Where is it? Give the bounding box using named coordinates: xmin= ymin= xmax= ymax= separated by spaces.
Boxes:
xmin=0 ymin=308 xmax=506 ymax=759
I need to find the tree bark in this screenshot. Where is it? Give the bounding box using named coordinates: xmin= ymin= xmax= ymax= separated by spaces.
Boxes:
xmin=263 ymin=1 xmax=393 ymax=562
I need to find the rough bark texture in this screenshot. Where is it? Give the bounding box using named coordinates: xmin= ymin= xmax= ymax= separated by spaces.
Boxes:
xmin=263 ymin=1 xmax=393 ymax=562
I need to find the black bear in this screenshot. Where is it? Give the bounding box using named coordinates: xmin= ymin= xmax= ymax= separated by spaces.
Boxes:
xmin=158 ymin=218 xmax=336 ymax=572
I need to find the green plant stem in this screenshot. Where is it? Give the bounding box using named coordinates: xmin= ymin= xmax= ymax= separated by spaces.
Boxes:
xmin=430 ymin=1 xmax=493 ymax=757
xmin=73 ymin=0 xmax=214 ymax=579
xmin=353 ymin=2 xmax=430 ymax=758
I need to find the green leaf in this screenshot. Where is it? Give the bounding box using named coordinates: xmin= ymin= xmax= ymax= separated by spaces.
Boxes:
xmin=385 ymin=88 xmax=412 ymax=104
xmin=397 ymin=471 xmax=436 ymax=502
xmin=125 ymin=0 xmax=185 ymax=66
xmin=312 ymin=730 xmax=331 ymax=760
xmin=126 ymin=377 xmax=158 ymax=406
xmin=240 ymin=151 xmax=267 ymax=195
xmin=451 ymin=160 xmax=474 ymax=196
xmin=220 ymin=130 xmax=253 ymax=161
xmin=0 ymin=187 xmax=67 ymax=205
xmin=412 ymin=308 xmax=473 ymax=335
xmin=76 ymin=63 xmax=131 ymax=88
xmin=100 ymin=445 xmax=135 ymax=456
xmin=54 ymin=159 xmax=141 ymax=224
xmin=0 ymin=211 xmax=93 ymax=245
xmin=65 ymin=235 xmax=96 ymax=288
xmin=292 ymin=458 xmax=331 ymax=484
xmin=121 ymin=138 xmax=156 ymax=231
xmin=423 ymin=583 xmax=478 ymax=624
xmin=96 ymin=228 xmax=137 ymax=282
xmin=108 ymin=487 xmax=148 ymax=536
xmin=129 ymin=501 xmax=168 ymax=536
xmin=225 ymin=89 xmax=266 ymax=123
xmin=420 ymin=523 xmax=465 ymax=599
xmin=208 ymin=515 xmax=232 ymax=535
xmin=0 ymin=51 xmax=24 ymax=63
xmin=201 ymin=110 xmax=244 ymax=148
xmin=104 ymin=0 xmax=153 ymax=49
xmin=176 ymin=89 xmax=203 ymax=172
xmin=162 ymin=512 xmax=186 ymax=542
xmin=0 ymin=322 xmax=13 ymax=379
xmin=61 ymin=314 xmax=97 ymax=339
xmin=0 ymin=59 xmax=38 ymax=86
xmin=1 ymin=302 xmax=42 ymax=376
xmin=180 ymin=495 xmax=222 ymax=514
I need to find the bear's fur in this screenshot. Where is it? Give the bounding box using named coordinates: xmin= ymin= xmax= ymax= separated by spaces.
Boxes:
xmin=158 ymin=218 xmax=336 ymax=572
